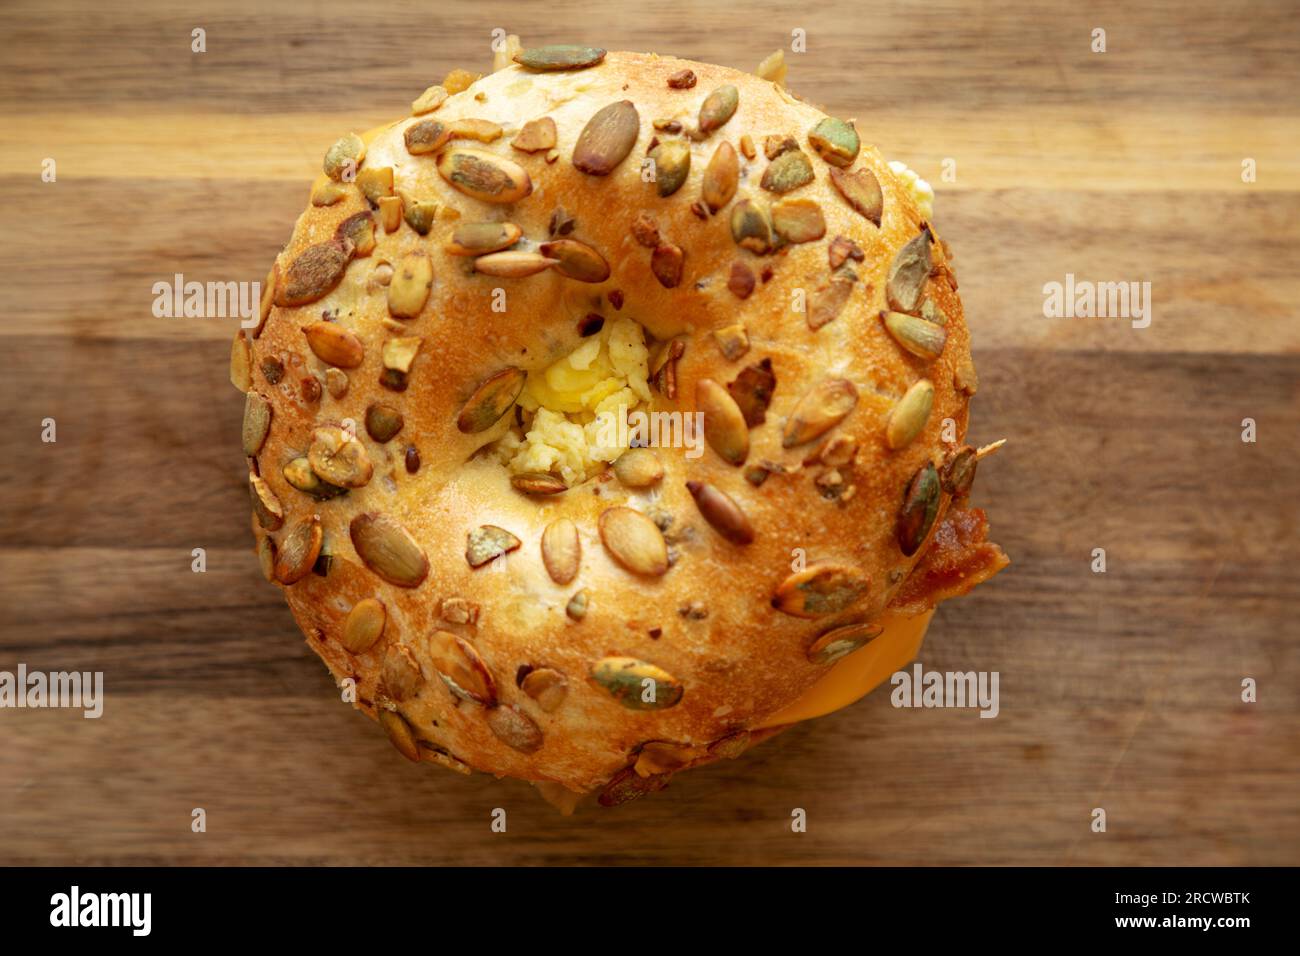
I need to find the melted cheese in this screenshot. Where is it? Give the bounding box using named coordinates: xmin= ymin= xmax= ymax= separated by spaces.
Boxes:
xmin=756 ymin=610 xmax=933 ymax=728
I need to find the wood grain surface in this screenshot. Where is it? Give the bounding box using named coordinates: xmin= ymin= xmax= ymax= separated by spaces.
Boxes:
xmin=1 ymin=0 xmax=1297 ymax=866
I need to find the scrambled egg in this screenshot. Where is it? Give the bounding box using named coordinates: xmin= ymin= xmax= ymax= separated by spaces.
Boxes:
xmin=887 ymin=159 xmax=935 ymax=221
xmin=497 ymin=317 xmax=651 ymax=486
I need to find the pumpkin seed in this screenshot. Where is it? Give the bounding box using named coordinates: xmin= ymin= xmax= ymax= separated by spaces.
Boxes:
xmin=573 ymin=100 xmax=640 ymax=176
xmin=456 ymin=367 xmax=525 ymax=433
xmin=303 ymin=321 xmax=364 ymax=368
xmin=520 ymin=668 xmax=568 ymax=712
xmin=771 ymin=197 xmax=826 ymax=243
xmin=437 ymin=148 xmax=532 ymax=203
xmin=356 ymin=166 xmax=394 ymax=204
xmin=807 ymin=268 xmax=857 ymax=331
xmin=702 ymin=140 xmax=739 ymax=211
xmin=404 ymin=119 xmax=452 ymax=155
xmin=807 ymin=620 xmax=885 ymax=664
xmin=377 ymin=709 xmax=420 ymax=762
xmin=341 ymin=598 xmax=385 ymax=653
xmin=387 ymin=252 xmax=433 ymax=318
xmin=827 ymin=166 xmax=884 ymax=226
xmin=714 ymin=324 xmax=749 ymax=361
xmin=696 ymin=378 xmax=749 ymax=465
xmin=241 ymin=391 xmax=271 ymax=456
xmin=440 ymin=597 xmax=479 ymax=625
xmin=447 ymin=221 xmax=522 ymax=256
xmin=309 ymin=425 xmax=373 ymax=488
xmin=782 ymin=379 xmax=858 ymax=448
xmin=650 ymin=338 xmax=685 ymax=398
xmin=449 ymin=118 xmax=503 ymax=143
xmin=376 ymin=195 xmax=402 ymax=233
xmin=381 ymin=335 xmax=421 ymax=373
xmin=667 ymin=68 xmax=697 ymax=89
xmin=709 ymin=731 xmax=751 ymax=760
xmin=887 ymin=227 xmax=933 ymax=313
xmin=686 ymin=481 xmax=754 ymax=545
xmin=764 ymin=135 xmax=798 ymax=159
xmin=613 ymin=448 xmax=663 ymax=487
xmin=739 ymin=133 xmax=756 ymax=159
xmin=511 ymin=116 xmax=557 ymax=153
xmin=248 ymin=473 xmax=284 ymax=531
xmin=940 ymin=445 xmax=978 ymax=497
xmin=648 ymin=139 xmax=691 ymax=197
xmin=428 ymin=629 xmax=497 ymax=704
xmin=921 ymin=298 xmax=949 ymax=326
xmin=761 ymin=149 xmax=814 ymax=193
xmin=512 ymin=471 xmax=567 ymax=495
xmin=411 ymin=84 xmax=448 ymax=115
xmin=323 ymin=132 xmax=365 ymax=181
xmin=631 ymin=211 xmax=660 ymax=247
xmin=698 ymin=85 xmax=738 ymax=133
xmin=955 ymin=354 xmax=979 ymax=395
xmin=566 ymin=589 xmax=589 ymax=620
xmin=828 ymin=234 xmax=865 ymax=270
xmin=487 ymin=705 xmax=543 ymax=753
xmin=541 ymin=517 xmax=581 ymax=584
xmin=598 ymin=507 xmax=668 ymax=577
xmin=274 ymin=515 xmax=322 ymax=585
xmin=886 ymin=379 xmax=934 ymax=450
xmin=726 ymin=358 xmax=775 ymax=426
xmin=275 ymin=239 xmax=353 ymax=306
xmin=771 ymin=564 xmax=869 ymax=618
xmin=349 ymin=511 xmax=429 ymax=586
xmin=729 ymin=199 xmax=772 ymax=253
xmin=539 ymin=238 xmax=610 ymax=283
xmin=256 ymin=535 xmax=276 ymax=582
xmin=474 ymin=250 xmax=555 ymax=277
xmin=382 ymin=643 xmax=423 ymax=701
xmin=599 ymin=766 xmax=671 ymax=806
xmin=311 ymin=180 xmax=348 ymax=206
xmin=726 ymin=262 xmax=756 ymax=300
xmin=334 ymin=211 xmax=376 ymax=257
xmin=466 ymin=524 xmax=521 ymax=568
xmin=513 ymin=45 xmax=606 ymax=71
xmin=365 ymin=403 xmax=404 ymax=442
xmin=807 ymin=117 xmax=860 ymax=167
xmin=229 ymin=333 xmax=251 ymax=391
xmin=635 ymin=740 xmax=694 ymax=776
xmin=650 ymin=242 xmax=684 ymax=288
xmin=590 ymin=656 xmax=683 ymax=710
xmin=896 ymin=462 xmax=940 ymax=556
xmin=882 ymin=310 xmax=947 ymax=360
xmin=282 ymin=457 xmax=346 ymax=499
xmin=402 ymin=197 xmax=438 ymax=235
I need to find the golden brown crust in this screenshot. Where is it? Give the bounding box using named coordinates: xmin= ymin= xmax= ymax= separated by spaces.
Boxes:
xmin=239 ymin=50 xmax=999 ymax=795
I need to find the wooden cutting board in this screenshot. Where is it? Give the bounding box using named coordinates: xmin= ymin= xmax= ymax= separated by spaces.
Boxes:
xmin=2 ymin=0 xmax=1297 ymax=865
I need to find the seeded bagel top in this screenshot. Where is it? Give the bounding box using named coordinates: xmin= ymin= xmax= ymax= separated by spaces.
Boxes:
xmin=234 ymin=46 xmax=1006 ymax=805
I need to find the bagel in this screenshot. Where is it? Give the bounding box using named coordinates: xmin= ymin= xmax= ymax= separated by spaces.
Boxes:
xmin=232 ymin=43 xmax=1009 ymax=811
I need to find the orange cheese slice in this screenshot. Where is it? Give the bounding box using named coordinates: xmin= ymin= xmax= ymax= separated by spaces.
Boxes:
xmin=755 ymin=610 xmax=933 ymax=729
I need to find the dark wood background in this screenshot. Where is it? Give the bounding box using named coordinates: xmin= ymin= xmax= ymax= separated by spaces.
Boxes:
xmin=1 ymin=0 xmax=1297 ymax=865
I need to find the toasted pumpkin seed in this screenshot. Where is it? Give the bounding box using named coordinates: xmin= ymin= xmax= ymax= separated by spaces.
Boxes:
xmin=702 ymin=140 xmax=739 ymax=211
xmin=274 ymin=515 xmax=322 ymax=585
xmin=590 ymin=657 xmax=683 ymax=710
xmin=437 ymin=148 xmax=532 ymax=203
xmin=377 ymin=195 xmax=403 ymax=232
xmin=828 ymin=234 xmax=865 ymax=270
xmin=387 ymin=252 xmax=433 ymax=318
xmin=921 ymin=298 xmax=949 ymax=326
xmin=882 ymin=310 xmax=948 ymax=360
xmin=402 ymin=197 xmax=438 ymax=235
xmin=428 ymin=629 xmax=497 ymax=704
xmin=686 ymin=481 xmax=754 ymax=545
xmin=456 ymin=367 xmax=525 ymax=433
xmin=447 ymin=221 xmax=522 ymax=256
xmin=697 ymin=378 xmax=749 ymax=465
xmin=761 ymin=149 xmax=814 ymax=194
xmin=449 ymin=118 xmax=503 ymax=143
xmin=303 ymin=321 xmax=364 ymax=368
xmin=566 ymin=589 xmax=590 ymax=620
xmin=828 ymin=166 xmax=884 ymax=226
xmin=475 ymin=250 xmax=555 ymax=277
xmin=241 ymin=391 xmax=271 ymax=456
xmin=667 ymin=68 xmax=697 ymax=89
xmin=709 ymin=731 xmax=751 ymax=760
xmin=808 ymin=117 xmax=860 ymax=168
xmin=275 ymin=239 xmax=353 ymax=307
xmin=807 ymin=621 xmax=885 ymax=664
xmin=764 ymin=135 xmax=797 ymax=160
xmin=714 ymin=322 xmax=750 ymax=359
xmin=599 ymin=766 xmax=671 ymax=806
xmin=256 ymin=535 xmax=276 ymax=582
xmin=771 ymin=197 xmax=826 ymax=243
xmin=896 ymin=462 xmax=941 ymax=556
xmin=511 ymin=116 xmax=557 ymax=152
xmin=411 ymin=84 xmax=448 ymax=115
xmin=365 ymin=403 xmax=404 ymax=442
xmin=356 ymin=166 xmax=394 ymax=205
xmin=648 ymin=139 xmax=691 ymax=197
xmin=466 ymin=524 xmax=521 ymax=568
xmin=404 ymin=119 xmax=452 ymax=155
xmin=248 ymin=473 xmax=284 ymax=531
xmin=539 ymin=238 xmax=610 ymax=283
xmin=698 ymin=85 xmax=738 ymax=133
xmin=341 ymin=598 xmax=385 ymax=653
xmin=520 ymin=668 xmax=568 ymax=712
xmin=650 ymin=242 xmax=684 ymax=288
xmin=782 ymin=379 xmax=858 ymax=448
xmin=230 ymin=333 xmax=251 ymax=391
xmin=282 ymin=457 xmax=346 ymax=499
xmin=381 ymin=335 xmax=421 ymax=373
xmin=613 ymin=448 xmax=663 ymax=488
xmin=940 ymin=445 xmax=978 ymax=497
xmin=334 ymin=211 xmax=376 ymax=257
xmin=323 ymin=367 xmax=348 ymax=399
xmin=573 ymin=100 xmax=640 ymax=176
xmin=886 ymin=379 xmax=935 ymax=450
xmin=598 ymin=507 xmax=668 ymax=577
xmin=729 ymin=199 xmax=772 ymax=253
xmin=635 ymin=740 xmax=694 ymax=776
xmin=772 ymin=564 xmax=869 ymax=617
xmin=350 ymin=511 xmax=429 ymax=586
xmin=887 ymin=227 xmax=933 ymax=313
xmin=382 ymin=643 xmax=423 ymax=701
xmin=726 ymin=261 xmax=756 ymax=299
xmin=726 ymin=358 xmax=775 ymax=426
xmin=306 ymin=427 xmax=371 ymax=490
xmin=487 ymin=705 xmax=543 ymax=753
xmin=511 ymin=471 xmax=567 ymax=496
xmin=323 ymin=132 xmax=365 ymax=181
xmin=311 ymin=180 xmax=348 ymax=206
xmin=514 ymin=45 xmax=606 ymax=71
xmin=378 ymin=709 xmax=420 ymax=761
xmin=541 ymin=517 xmax=581 ymax=584
xmin=807 ymin=268 xmax=857 ymax=331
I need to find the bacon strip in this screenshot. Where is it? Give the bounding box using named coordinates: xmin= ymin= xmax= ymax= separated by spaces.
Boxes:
xmin=888 ymin=505 xmax=1009 ymax=615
